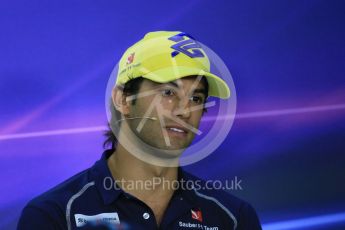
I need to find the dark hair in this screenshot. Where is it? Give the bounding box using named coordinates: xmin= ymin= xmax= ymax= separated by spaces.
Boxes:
xmin=103 ymin=77 xmax=145 ymax=149
xmin=103 ymin=76 xmax=209 ymax=150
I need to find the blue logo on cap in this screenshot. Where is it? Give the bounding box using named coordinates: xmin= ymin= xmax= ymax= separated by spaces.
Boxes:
xmin=168 ymin=32 xmax=205 ymax=58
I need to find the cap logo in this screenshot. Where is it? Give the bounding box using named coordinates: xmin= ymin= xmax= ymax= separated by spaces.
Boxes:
xmin=168 ymin=32 xmax=205 ymax=58
xmin=126 ymin=52 xmax=135 ymax=65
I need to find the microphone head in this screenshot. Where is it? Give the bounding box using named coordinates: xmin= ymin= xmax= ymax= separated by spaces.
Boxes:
xmin=116 ymin=116 xmax=157 ymax=123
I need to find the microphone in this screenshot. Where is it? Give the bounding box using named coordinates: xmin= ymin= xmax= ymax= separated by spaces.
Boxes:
xmin=115 ymin=117 xmax=157 ymax=123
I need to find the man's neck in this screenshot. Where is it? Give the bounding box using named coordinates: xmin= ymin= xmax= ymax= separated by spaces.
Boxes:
xmin=107 ymin=143 xmax=179 ymax=199
xmin=109 ymin=143 xmax=178 ymax=180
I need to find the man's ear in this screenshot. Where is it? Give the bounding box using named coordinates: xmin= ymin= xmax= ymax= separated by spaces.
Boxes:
xmin=112 ymin=86 xmax=130 ymax=116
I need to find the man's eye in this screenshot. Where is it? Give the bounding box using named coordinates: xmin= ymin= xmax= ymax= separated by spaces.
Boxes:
xmin=190 ymin=96 xmax=204 ymax=104
xmin=161 ymin=89 xmax=176 ymax=97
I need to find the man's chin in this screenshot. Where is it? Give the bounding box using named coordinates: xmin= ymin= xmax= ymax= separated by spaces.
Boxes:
xmin=149 ymin=148 xmax=184 ymax=160
xmin=143 ymin=142 xmax=187 ymax=158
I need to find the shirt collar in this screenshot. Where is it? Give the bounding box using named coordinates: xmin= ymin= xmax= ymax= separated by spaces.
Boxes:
xmin=91 ymin=149 xmax=199 ymax=206
xmin=90 ymin=149 xmax=123 ymax=205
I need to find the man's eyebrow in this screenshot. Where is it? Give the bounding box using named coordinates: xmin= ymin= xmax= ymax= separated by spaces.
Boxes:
xmin=166 ymin=81 xmax=179 ymax=88
xmin=193 ymin=88 xmax=207 ymax=96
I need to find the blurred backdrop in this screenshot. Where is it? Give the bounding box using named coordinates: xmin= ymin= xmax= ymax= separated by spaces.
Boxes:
xmin=1 ymin=0 xmax=345 ymax=229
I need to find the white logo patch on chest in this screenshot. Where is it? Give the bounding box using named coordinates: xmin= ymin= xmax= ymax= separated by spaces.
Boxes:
xmin=74 ymin=212 xmax=120 ymax=227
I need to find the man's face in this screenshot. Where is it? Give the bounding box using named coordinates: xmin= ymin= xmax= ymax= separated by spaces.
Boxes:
xmin=125 ymin=76 xmax=207 ymax=153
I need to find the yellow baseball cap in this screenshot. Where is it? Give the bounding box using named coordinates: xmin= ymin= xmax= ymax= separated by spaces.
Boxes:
xmin=116 ymin=31 xmax=230 ymax=99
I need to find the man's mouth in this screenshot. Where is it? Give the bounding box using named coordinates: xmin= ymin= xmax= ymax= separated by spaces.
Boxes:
xmin=167 ymin=127 xmax=186 ymax=133
xmin=165 ymin=126 xmax=189 ymax=136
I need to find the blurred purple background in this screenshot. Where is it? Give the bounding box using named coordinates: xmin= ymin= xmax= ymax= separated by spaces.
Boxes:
xmin=1 ymin=0 xmax=345 ymax=229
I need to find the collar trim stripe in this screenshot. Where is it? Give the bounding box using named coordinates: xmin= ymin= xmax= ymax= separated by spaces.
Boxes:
xmin=66 ymin=181 xmax=95 ymax=230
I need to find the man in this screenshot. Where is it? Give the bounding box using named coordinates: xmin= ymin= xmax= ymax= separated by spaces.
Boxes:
xmin=18 ymin=31 xmax=261 ymax=229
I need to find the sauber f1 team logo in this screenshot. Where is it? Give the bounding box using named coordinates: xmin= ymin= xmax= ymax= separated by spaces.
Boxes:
xmin=191 ymin=208 xmax=203 ymax=222
xmin=168 ymin=32 xmax=205 ymax=58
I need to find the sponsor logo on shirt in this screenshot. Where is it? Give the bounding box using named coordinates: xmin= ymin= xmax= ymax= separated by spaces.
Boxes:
xmin=191 ymin=209 xmax=203 ymax=222
xmin=74 ymin=212 xmax=120 ymax=227
xmin=179 ymin=221 xmax=219 ymax=230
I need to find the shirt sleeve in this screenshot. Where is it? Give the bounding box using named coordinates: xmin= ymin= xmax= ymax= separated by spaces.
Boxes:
xmin=17 ymin=205 xmax=60 ymax=230
xmin=237 ymin=202 xmax=262 ymax=230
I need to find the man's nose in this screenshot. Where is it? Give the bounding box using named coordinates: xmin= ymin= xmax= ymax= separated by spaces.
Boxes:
xmin=173 ymin=97 xmax=191 ymax=119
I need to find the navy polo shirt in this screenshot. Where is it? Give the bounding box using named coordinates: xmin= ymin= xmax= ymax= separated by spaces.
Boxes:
xmin=18 ymin=150 xmax=261 ymax=230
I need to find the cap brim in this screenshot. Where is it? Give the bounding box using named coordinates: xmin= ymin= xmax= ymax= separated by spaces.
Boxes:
xmin=141 ymin=66 xmax=230 ymax=99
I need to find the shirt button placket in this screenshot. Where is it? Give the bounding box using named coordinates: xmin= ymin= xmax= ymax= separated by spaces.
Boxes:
xmin=143 ymin=212 xmax=150 ymax=220
xmin=142 ymin=212 xmax=157 ymax=229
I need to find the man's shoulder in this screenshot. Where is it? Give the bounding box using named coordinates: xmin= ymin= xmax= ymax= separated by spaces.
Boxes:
xmin=182 ymin=170 xmax=262 ymax=229
xmin=18 ymin=167 xmax=96 ymax=229
xmin=28 ymin=168 xmax=93 ymax=209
